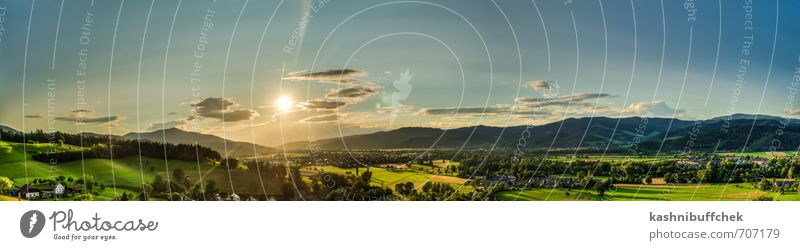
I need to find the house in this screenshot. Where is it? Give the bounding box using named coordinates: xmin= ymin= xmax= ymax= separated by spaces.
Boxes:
xmin=226 ymin=193 xmax=240 ymax=201
xmin=25 ymin=192 xmax=40 ymax=200
xmin=54 ymin=183 xmax=65 ymax=199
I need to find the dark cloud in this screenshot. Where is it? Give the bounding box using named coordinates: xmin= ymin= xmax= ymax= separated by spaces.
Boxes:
xmin=299 ymin=99 xmax=347 ymax=110
xmin=71 ymin=109 xmax=92 ymax=113
xmin=55 ymin=116 xmax=120 ymax=124
xmin=191 ymin=97 xmax=258 ymax=122
xmin=284 ymin=69 xmax=366 ymax=83
xmin=325 ymin=87 xmax=377 ymax=99
xmin=24 ymin=114 xmax=42 ymax=118
xmin=516 ymin=93 xmax=613 ymax=107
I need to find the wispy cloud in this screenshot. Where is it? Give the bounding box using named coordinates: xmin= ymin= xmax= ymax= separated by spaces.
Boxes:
xmin=325 ymin=87 xmax=377 ymax=99
xmin=516 ymin=93 xmax=614 ymax=108
xmin=300 ymin=114 xmax=340 ymax=123
xmin=299 ymin=99 xmax=347 ymax=110
xmin=526 ymin=80 xmax=556 ymax=91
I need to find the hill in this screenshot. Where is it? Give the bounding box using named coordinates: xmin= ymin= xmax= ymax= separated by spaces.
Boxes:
xmin=124 ymin=128 xmax=276 ymax=157
xmin=0 ymin=125 xmax=18 ymax=133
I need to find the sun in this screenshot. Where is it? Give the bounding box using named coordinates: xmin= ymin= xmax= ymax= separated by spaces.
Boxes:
xmin=276 ymin=96 xmax=293 ymax=111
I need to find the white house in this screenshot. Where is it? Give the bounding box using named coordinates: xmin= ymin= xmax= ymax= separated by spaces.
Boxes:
xmin=54 ymin=183 xmax=65 ymax=199
xmin=25 ymin=192 xmax=40 ymax=200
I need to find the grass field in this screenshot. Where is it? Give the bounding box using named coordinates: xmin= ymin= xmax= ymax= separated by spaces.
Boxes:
xmin=0 ymin=141 xmax=283 ymax=200
xmin=717 ymin=151 xmax=797 ymax=157
xmin=497 ymin=183 xmax=800 ymax=201
xmin=0 ymin=195 xmax=20 ymax=201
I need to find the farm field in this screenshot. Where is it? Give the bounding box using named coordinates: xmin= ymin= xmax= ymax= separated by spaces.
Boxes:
xmin=300 ymin=165 xmax=471 ymax=192
xmin=717 ymin=151 xmax=797 ymax=157
xmin=497 ymin=183 xmax=800 ymax=201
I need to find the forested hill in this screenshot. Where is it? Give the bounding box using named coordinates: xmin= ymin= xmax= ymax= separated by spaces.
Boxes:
xmin=123 ymin=128 xmax=276 ymax=157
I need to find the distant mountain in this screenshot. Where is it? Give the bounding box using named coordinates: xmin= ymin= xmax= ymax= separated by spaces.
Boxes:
xmin=283 ymin=117 xmax=696 ymax=150
xmin=706 ymin=113 xmax=800 ymax=123
xmin=651 ymin=117 xmax=800 ymax=151
xmin=282 ymin=115 xmax=800 ymax=152
xmin=0 ymin=125 xmax=18 ymax=133
xmin=124 ymin=128 xmax=276 ymax=157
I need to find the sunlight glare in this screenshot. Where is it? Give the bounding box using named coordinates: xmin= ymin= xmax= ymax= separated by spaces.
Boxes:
xmin=276 ymin=96 xmax=293 ymax=111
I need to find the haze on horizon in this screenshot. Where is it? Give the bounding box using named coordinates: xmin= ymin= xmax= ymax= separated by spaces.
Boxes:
xmin=0 ymin=0 xmax=798 ymax=146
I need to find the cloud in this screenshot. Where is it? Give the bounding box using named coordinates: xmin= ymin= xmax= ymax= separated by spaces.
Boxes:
xmin=516 ymin=93 xmax=613 ymax=108
xmin=284 ymin=68 xmax=379 ymax=89
xmin=418 ymin=106 xmax=513 ymax=116
xmin=300 ymin=114 xmax=340 ymax=123
xmin=417 ymin=105 xmax=551 ymax=117
xmin=24 ymin=114 xmax=42 ymax=118
xmin=284 ymin=69 xmax=366 ymax=83
xmin=299 ymin=99 xmax=347 ymax=110
xmin=623 ymin=100 xmax=684 ymax=116
xmin=190 ymin=97 xmax=258 ymax=122
xmin=785 ymin=109 xmax=800 ymax=116
xmin=325 ymin=87 xmax=377 ymax=99
xmin=378 ymin=105 xmax=415 ymax=114
xmin=71 ymin=109 xmax=92 ymax=113
xmin=526 ymin=80 xmax=556 ymax=90
xmin=55 ymin=116 xmax=120 ymax=124
xmin=147 ymin=119 xmax=188 ymax=131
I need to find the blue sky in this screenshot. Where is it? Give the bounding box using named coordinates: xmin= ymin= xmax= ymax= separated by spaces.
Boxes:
xmin=0 ymin=0 xmax=798 ymax=146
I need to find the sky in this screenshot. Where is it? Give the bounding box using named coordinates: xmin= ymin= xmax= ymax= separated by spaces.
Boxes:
xmin=0 ymin=0 xmax=798 ymax=146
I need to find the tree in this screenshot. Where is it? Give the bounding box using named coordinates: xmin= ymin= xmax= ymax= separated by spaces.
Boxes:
xmin=758 ymin=179 xmax=772 ymax=191
xmin=224 ymin=158 xmax=239 ymax=169
xmin=395 ymin=182 xmax=416 ymax=196
xmin=138 ymin=191 xmax=149 ymax=201
xmin=281 ymin=183 xmax=295 ymax=201
xmin=91 ymin=143 xmax=110 ymax=158
xmin=0 ymin=176 xmax=13 ymax=194
xmin=643 ymin=176 xmax=653 ymax=185
xmin=152 ymin=175 xmax=167 ymax=193
xmin=204 ymin=180 xmax=219 ymax=198
xmin=172 ymin=168 xmax=185 ymax=183
xmin=593 ymin=182 xmax=606 ymax=196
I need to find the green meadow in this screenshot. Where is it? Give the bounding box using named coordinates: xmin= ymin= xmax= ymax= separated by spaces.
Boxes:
xmin=497 ymin=183 xmax=800 ymax=201
xmin=0 ymin=141 xmax=282 ymax=200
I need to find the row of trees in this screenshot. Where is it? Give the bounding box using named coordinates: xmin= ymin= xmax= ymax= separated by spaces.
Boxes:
xmin=27 ymin=139 xmax=221 ymax=164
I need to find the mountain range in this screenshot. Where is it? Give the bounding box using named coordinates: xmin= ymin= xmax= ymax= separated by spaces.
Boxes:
xmin=4 ymin=113 xmax=799 ymax=154
xmin=281 ymin=114 xmax=800 ymax=152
